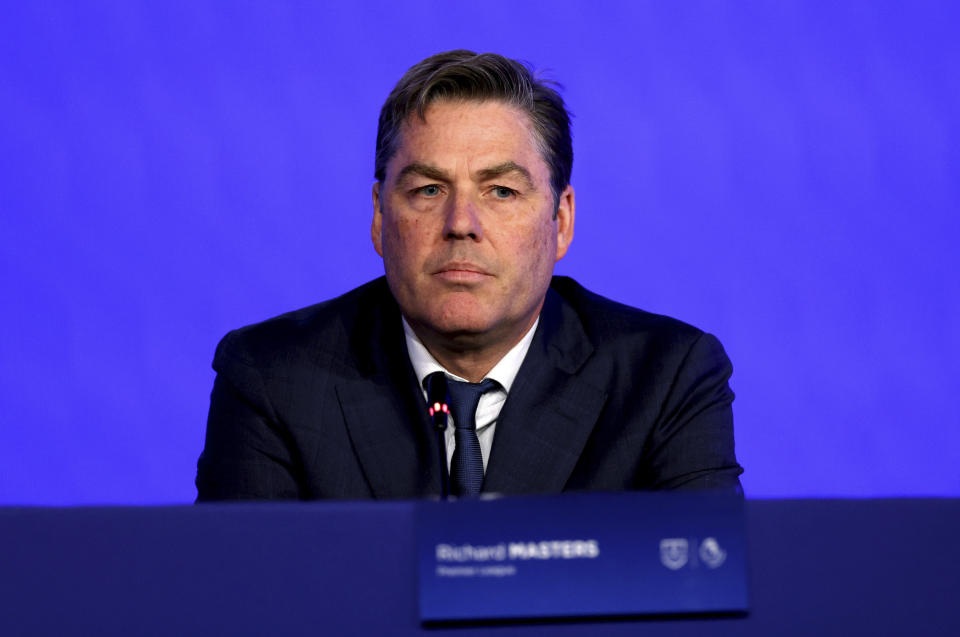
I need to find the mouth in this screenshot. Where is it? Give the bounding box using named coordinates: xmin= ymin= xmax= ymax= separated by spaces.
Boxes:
xmin=432 ymin=262 xmax=493 ymax=283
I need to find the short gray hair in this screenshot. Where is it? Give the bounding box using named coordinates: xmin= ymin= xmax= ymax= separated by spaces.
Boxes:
xmin=374 ymin=50 xmax=573 ymax=207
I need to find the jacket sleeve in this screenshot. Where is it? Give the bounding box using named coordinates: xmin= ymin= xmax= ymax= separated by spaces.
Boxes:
xmin=645 ymin=331 xmax=743 ymax=493
xmin=195 ymin=331 xmax=304 ymax=501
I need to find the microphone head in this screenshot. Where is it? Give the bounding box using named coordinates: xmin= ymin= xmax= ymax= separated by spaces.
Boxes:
xmin=426 ymin=371 xmax=449 ymax=431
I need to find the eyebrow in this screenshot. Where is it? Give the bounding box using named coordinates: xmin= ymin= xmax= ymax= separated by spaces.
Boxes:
xmin=476 ymin=161 xmax=536 ymax=190
xmin=395 ymin=161 xmax=536 ymax=190
xmin=396 ymin=162 xmax=450 ymax=183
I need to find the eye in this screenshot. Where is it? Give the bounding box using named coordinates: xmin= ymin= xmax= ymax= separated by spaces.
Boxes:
xmin=417 ymin=184 xmax=442 ymax=197
xmin=492 ymin=186 xmax=516 ymax=199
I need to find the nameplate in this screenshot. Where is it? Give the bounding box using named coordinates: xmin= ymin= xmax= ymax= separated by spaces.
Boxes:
xmin=416 ymin=491 xmax=748 ymax=622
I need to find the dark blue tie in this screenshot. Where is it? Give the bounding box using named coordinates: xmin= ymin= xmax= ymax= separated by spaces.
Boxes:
xmin=447 ymin=378 xmax=497 ymax=496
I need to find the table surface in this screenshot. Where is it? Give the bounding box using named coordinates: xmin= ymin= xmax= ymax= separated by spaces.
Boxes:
xmin=2 ymin=497 xmax=958 ymax=636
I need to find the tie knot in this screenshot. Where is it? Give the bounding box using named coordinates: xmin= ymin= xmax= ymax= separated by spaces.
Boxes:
xmin=446 ymin=378 xmax=498 ymax=431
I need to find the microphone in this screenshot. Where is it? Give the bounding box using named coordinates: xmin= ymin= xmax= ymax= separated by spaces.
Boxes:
xmin=426 ymin=371 xmax=451 ymax=499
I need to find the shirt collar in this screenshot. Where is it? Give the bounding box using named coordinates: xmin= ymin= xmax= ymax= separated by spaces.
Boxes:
xmin=403 ymin=317 xmax=539 ymax=392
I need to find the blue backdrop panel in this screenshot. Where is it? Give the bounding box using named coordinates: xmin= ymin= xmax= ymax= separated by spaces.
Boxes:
xmin=1 ymin=1 xmax=957 ymax=503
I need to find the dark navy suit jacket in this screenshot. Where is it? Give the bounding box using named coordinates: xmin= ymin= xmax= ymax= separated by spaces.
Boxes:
xmin=196 ymin=276 xmax=742 ymax=500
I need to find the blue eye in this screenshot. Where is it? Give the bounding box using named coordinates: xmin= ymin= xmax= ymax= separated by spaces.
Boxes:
xmin=420 ymin=185 xmax=441 ymax=197
xmin=493 ymin=186 xmax=515 ymax=199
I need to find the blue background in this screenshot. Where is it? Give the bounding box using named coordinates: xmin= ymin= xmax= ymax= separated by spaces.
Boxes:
xmin=2 ymin=1 xmax=957 ymax=504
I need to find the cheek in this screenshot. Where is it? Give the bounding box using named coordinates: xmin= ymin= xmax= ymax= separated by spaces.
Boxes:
xmin=383 ymin=214 xmax=428 ymax=269
xmin=518 ymin=219 xmax=557 ymax=268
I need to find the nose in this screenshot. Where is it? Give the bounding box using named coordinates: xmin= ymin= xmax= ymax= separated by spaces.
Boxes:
xmin=441 ymin=192 xmax=483 ymax=241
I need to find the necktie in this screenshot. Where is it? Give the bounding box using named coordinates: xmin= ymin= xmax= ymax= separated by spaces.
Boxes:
xmin=446 ymin=378 xmax=498 ymax=496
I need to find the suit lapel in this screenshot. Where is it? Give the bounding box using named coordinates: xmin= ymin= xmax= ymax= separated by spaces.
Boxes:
xmin=483 ymin=288 xmax=608 ymax=495
xmin=334 ymin=282 xmax=441 ymax=499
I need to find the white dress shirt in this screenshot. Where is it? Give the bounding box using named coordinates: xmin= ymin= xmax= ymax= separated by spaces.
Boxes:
xmin=403 ymin=317 xmax=539 ymax=473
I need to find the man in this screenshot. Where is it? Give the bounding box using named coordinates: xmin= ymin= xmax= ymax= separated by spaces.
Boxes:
xmin=196 ymin=50 xmax=742 ymax=501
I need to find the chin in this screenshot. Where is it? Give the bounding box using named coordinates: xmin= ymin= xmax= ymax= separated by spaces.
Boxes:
xmin=419 ymin=304 xmax=496 ymax=338
xmin=433 ymin=314 xmax=493 ymax=337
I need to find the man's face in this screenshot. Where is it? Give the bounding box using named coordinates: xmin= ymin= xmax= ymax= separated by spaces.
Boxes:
xmin=372 ymin=99 xmax=574 ymax=351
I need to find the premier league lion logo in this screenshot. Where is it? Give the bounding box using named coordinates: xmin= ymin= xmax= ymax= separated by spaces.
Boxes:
xmin=698 ymin=537 xmax=727 ymax=569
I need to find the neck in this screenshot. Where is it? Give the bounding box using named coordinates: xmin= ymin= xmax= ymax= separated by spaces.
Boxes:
xmin=409 ymin=315 xmax=538 ymax=383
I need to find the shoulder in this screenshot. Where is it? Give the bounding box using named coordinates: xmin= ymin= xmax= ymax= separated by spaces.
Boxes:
xmin=549 ymin=276 xmax=706 ymax=347
xmin=212 ymin=277 xmax=393 ymax=373
xmin=546 ymin=276 xmax=731 ymax=379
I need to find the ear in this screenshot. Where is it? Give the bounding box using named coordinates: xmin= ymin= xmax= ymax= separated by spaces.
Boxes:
xmin=371 ymin=181 xmax=384 ymax=257
xmin=554 ymin=184 xmax=575 ymax=262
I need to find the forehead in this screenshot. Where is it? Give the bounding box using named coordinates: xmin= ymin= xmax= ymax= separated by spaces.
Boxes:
xmin=389 ymin=99 xmax=548 ymax=178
